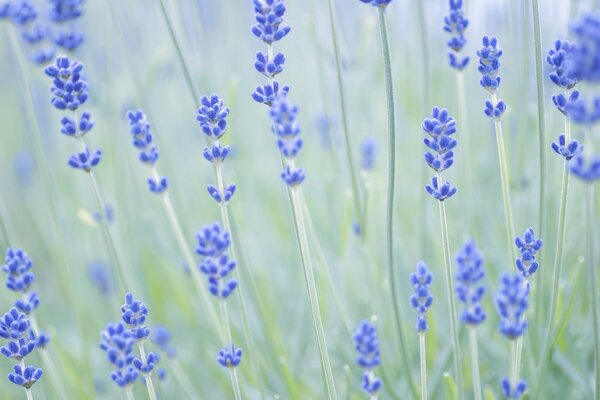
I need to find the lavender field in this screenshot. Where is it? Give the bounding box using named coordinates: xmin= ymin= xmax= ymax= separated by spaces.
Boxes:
xmin=0 ymin=0 xmax=599 ymax=399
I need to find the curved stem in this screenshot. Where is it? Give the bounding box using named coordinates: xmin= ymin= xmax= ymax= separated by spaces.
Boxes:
xmin=138 ymin=344 xmax=158 ymax=400
xmin=531 ymin=0 xmax=547 ymax=242
xmin=437 ymin=195 xmax=463 ymax=398
xmin=377 ymin=8 xmax=417 ymax=398
xmin=419 ymin=334 xmax=428 ymax=400
xmin=490 ymin=94 xmax=516 ymax=263
xmin=290 ymin=185 xmax=337 ymax=400
xmin=468 ymin=328 xmax=482 ymax=400
xmin=587 ymin=186 xmax=600 ymax=400
xmin=326 ymin=0 xmax=364 ymax=234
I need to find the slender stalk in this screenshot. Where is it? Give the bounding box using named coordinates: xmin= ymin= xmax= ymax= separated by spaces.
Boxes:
xmin=490 ymin=93 xmax=516 ymax=262
xmin=214 ymin=160 xmax=263 ymax=395
xmin=20 ymin=360 xmax=34 ymax=400
xmin=587 ymin=185 xmax=600 ymax=400
xmin=376 ymin=7 xmax=418 ymax=398
xmin=326 ymin=0 xmax=364 ymax=234
xmin=437 ymin=194 xmax=463 ymax=398
xmin=289 ymin=184 xmax=337 ymax=400
xmin=531 ymin=0 xmax=547 ymax=242
xmin=170 ymin=359 xmax=203 ymax=400
xmin=514 ymin=334 xmax=524 ymax=393
xmin=419 ymin=334 xmax=428 ymax=400
xmin=0 ymin=195 xmax=10 ymax=248
xmin=510 ymin=340 xmax=518 ymax=393
xmin=149 ymin=169 xmax=221 ymax=333
xmin=125 ymin=388 xmax=136 ymax=400
xmin=29 ymin=316 xmax=67 ymax=399
xmin=157 ymin=0 xmax=198 ymax=104
xmin=220 ymin=300 xmax=242 ymax=400
xmin=138 ymin=344 xmax=158 ymax=400
xmin=456 ymin=72 xmax=475 ymax=233
xmin=468 ymin=328 xmax=482 ymax=400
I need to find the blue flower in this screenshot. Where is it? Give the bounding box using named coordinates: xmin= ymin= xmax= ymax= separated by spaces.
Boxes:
xmin=88 ymin=261 xmax=113 ymax=295
xmin=252 ymin=0 xmax=290 ymax=44
xmin=126 ymin=109 xmax=160 ymax=166
xmin=455 ymin=240 xmax=486 ymax=326
xmin=496 ymin=274 xmax=529 ymax=339
xmin=199 ymin=253 xmax=238 ymax=299
xmin=207 ymin=183 xmax=236 ymax=204
xmin=217 ymin=343 xmax=242 ymax=368
xmin=44 ymin=55 xmax=88 ymax=111
xmin=360 ymin=137 xmax=377 ymax=171
xmin=133 ymin=352 xmax=157 ymax=374
xmin=514 ymin=228 xmax=542 ymax=279
xmin=444 ymin=0 xmax=470 ymax=70
xmin=0 ymin=337 xmax=36 ymax=360
xmin=484 ymin=99 xmax=506 ymax=119
xmin=152 ymin=325 xmax=176 ymax=359
xmin=353 ymin=321 xmax=382 ymax=395
xmin=195 ymin=223 xmax=231 ymax=258
xmin=60 ymin=112 xmax=94 ymax=137
xmin=281 ymin=164 xmax=305 ymax=187
xmin=422 ymin=107 xmax=457 ymax=173
xmin=8 ymin=364 xmax=42 ymax=389
xmin=148 ymin=177 xmax=168 ymax=194
xmin=569 ymin=154 xmax=600 ymax=182
xmin=54 ymin=29 xmax=84 ymax=51
xmin=546 ymin=39 xmax=578 ymax=89
xmin=358 ymin=0 xmax=393 ymax=7
xmin=566 ymin=95 xmax=600 ymax=125
xmin=252 ymin=81 xmax=289 ymax=106
xmin=2 ymin=248 xmax=35 ymax=292
xmin=569 ymin=13 xmax=600 ymax=83
xmin=196 ymin=95 xmax=230 ymax=139
xmin=425 ymin=176 xmax=456 ymax=201
xmin=99 ymin=322 xmax=138 ymax=388
xmin=411 ymin=262 xmax=433 ymax=332
xmin=203 ymin=143 xmax=231 ymax=165
xmin=10 ymin=0 xmax=36 ymax=26
xmin=501 ymin=378 xmax=527 ymax=399
xmin=68 ymin=147 xmax=102 ymax=171
xmin=477 ymin=36 xmax=503 ymax=93
xmin=0 ymin=308 xmax=30 ymax=340
xmin=121 ymin=293 xmax=150 ymax=341
xmin=0 ymin=2 xmax=12 ymax=19
xmin=48 ymin=0 xmax=84 ymax=23
xmin=14 ymin=292 xmax=39 ymax=315
xmin=254 ymin=51 xmax=285 ymax=78
xmin=270 ymin=94 xmax=303 ymax=159
xmin=552 ymin=90 xmax=579 ymax=116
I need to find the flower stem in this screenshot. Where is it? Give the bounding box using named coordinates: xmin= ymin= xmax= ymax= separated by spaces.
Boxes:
xmin=326 ymin=0 xmax=364 ymax=234
xmin=419 ymin=333 xmax=428 ymax=400
xmin=531 ymin=0 xmax=547 ymax=243
xmin=437 ymin=192 xmax=463 ymax=398
xmin=490 ymin=93 xmax=516 ymax=263
xmin=456 ymin=72 xmax=475 ymax=233
xmin=468 ymin=328 xmax=482 ymax=400
xmin=138 ymin=343 xmax=158 ymax=400
xmin=20 ymin=360 xmax=34 ymax=400
xmin=29 ymin=316 xmax=67 ymax=399
xmin=587 ymin=185 xmax=600 ymax=400
xmin=289 ymin=184 xmax=337 ymax=400
xmin=170 ymin=359 xmax=202 ymax=400
xmin=377 ymin=7 xmax=417 ymax=398
xmin=510 ymin=340 xmax=518 ymax=392
xmin=219 ymin=299 xmax=243 ymax=400
xmin=149 ymin=169 xmax=221 ymax=335
xmin=126 ymin=388 xmax=136 ymax=400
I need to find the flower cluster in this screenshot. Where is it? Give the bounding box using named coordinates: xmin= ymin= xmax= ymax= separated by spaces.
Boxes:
xmin=569 ymin=13 xmax=600 ymax=83
xmin=477 ymin=36 xmax=506 ymax=119
xmin=455 ymin=241 xmax=486 ymax=326
xmin=195 ymin=223 xmax=238 ymax=299
xmin=251 ymin=0 xmax=290 ymax=106
xmin=569 ymin=154 xmax=600 ymax=182
xmin=410 ymin=262 xmax=433 ymax=332
xmin=353 ymin=321 xmax=382 ymax=396
xmin=547 ymin=40 xmax=578 ymax=90
xmin=358 ymin=0 xmax=393 ymax=7
xmin=48 ymin=0 xmax=85 ymax=52
xmin=2 ymin=248 xmax=49 ymax=348
xmin=100 ymin=293 xmax=159 ymax=389
xmin=514 ymin=228 xmax=543 ymax=278
xmin=152 ymin=325 xmax=176 ymax=359
xmin=270 ymin=95 xmax=306 ymax=187
xmin=218 ymin=344 xmax=243 ymax=368
xmin=422 ymin=107 xmax=458 ymax=201
xmin=126 ymin=109 xmax=168 ymax=194
xmin=444 ymin=0 xmax=469 ymax=70
xmin=44 ymin=55 xmax=102 ymax=172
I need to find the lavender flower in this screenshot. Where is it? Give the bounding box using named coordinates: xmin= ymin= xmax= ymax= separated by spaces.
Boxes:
xmin=569 ymin=154 xmax=600 ymax=182
xmin=455 ymin=241 xmax=486 ymax=326
xmin=444 ymin=0 xmax=469 ymax=71
xmin=126 ymin=109 xmax=169 ymax=194
xmin=270 ymin=95 xmax=306 ymax=187
xmin=568 ymin=13 xmax=600 ymax=83
xmin=353 ymin=321 xmax=382 ymax=396
xmin=552 ymin=90 xmax=579 ymax=116
xmin=217 ymin=344 xmax=243 ymax=368
xmin=152 ymin=325 xmax=176 ymax=359
xmin=8 ymin=364 xmax=42 ymax=389
xmin=195 ymin=223 xmax=238 ymax=299
xmin=514 ymin=228 xmax=543 ymax=278
xmin=87 ymin=261 xmax=113 ymax=295
xmin=121 ymin=292 xmax=150 ymax=342
xmin=358 ymin=0 xmax=393 ymax=7
xmin=48 ymin=0 xmax=85 ymax=52
xmin=546 ymin=39 xmax=578 ymax=90
xmin=196 ymin=94 xmax=230 ymax=140
xmin=501 ymin=379 xmax=527 ymax=399
xmin=551 ymin=134 xmax=583 ymax=160
xmin=99 ymin=322 xmax=138 ymax=388
xmin=422 ymin=107 xmax=458 ymax=201
xmin=411 ymin=262 xmax=433 ymax=332
xmin=496 ymin=274 xmax=529 ymax=340
xmin=360 ymin=137 xmax=377 ymax=171
xmin=477 ymin=36 xmax=506 ymax=119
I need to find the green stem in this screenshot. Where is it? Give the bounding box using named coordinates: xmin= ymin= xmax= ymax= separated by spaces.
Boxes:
xmin=28 ymin=315 xmax=67 ymax=399
xmin=290 ymin=184 xmax=337 ymax=400
xmin=214 ymin=161 xmax=263 ymax=395
xmin=326 ymin=0 xmax=364 ymax=234
xmin=419 ymin=333 xmax=428 ymax=400
xmin=531 ymin=0 xmax=547 ymax=242
xmin=125 ymin=388 xmax=136 ymax=400
xmin=157 ymin=0 xmax=199 ymax=104
xmin=220 ymin=300 xmax=242 ymax=400
xmin=437 ymin=192 xmax=463 ymax=398
xmin=170 ymin=359 xmax=203 ymax=400
xmin=490 ymin=93 xmax=516 ymax=262
xmin=468 ymin=328 xmax=482 ymax=400
xmin=587 ymin=185 xmax=600 ymax=400
xmin=510 ymin=340 xmax=518 ymax=393
xmin=20 ymin=360 xmax=34 ymax=400
xmin=377 ymin=7 xmax=417 ymax=398
xmin=138 ymin=344 xmax=158 ymax=400
xmin=514 ymin=334 xmax=524 ymax=393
